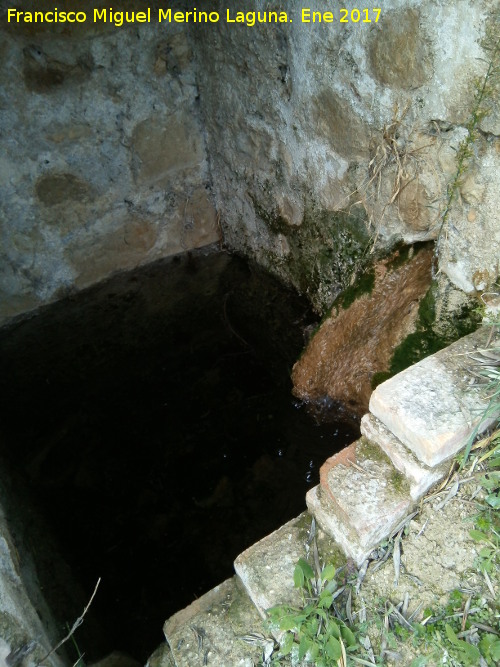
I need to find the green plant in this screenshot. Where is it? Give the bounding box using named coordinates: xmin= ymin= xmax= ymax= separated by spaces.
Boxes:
xmin=461 ymin=314 xmax=500 ymax=466
xmin=380 ymin=584 xmax=499 ymax=666
xmin=265 ymin=558 xmax=360 ymax=666
xmin=469 ymin=444 xmax=500 ymax=576
xmin=383 ymin=426 xmax=500 ymax=666
xmin=437 ymin=15 xmax=500 ymax=253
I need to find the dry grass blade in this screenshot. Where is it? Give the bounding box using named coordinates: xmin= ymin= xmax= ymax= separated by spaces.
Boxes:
xmin=356 ymin=559 xmax=369 ymax=594
xmin=393 ymin=531 xmax=401 ymax=587
xmin=345 ymin=588 xmax=353 ymax=625
xmin=435 ymin=478 xmax=459 ymax=510
xmin=338 ymin=635 xmax=347 ymax=667
xmin=482 ymin=568 xmax=496 ymax=598
xmin=388 ymin=604 xmax=414 ymax=632
xmin=402 ymin=591 xmax=410 ymax=618
xmin=37 ymin=578 xmax=101 ymax=666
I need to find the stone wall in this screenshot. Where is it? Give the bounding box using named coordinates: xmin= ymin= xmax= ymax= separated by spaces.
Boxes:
xmin=1 ymin=0 xmax=498 ymax=324
xmin=194 ymin=0 xmax=500 ymax=313
xmin=0 ymin=0 xmax=220 ymax=324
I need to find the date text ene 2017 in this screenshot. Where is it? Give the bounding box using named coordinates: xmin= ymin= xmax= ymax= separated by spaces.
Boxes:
xmin=302 ymin=9 xmax=381 ymax=23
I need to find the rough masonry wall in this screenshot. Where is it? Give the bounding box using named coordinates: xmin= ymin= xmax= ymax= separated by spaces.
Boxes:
xmin=0 ymin=0 xmax=219 ymax=324
xmin=194 ymin=0 xmax=500 ymax=313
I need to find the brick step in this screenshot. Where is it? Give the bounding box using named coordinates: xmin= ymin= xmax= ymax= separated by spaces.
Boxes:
xmin=149 ymin=326 xmax=498 ymax=665
xmin=233 ymin=512 xmax=343 ymax=635
xmin=161 ymin=576 xmax=266 ymax=667
xmin=306 ymin=438 xmax=414 ymax=565
xmin=360 ymin=413 xmax=449 ymax=500
xmin=369 ymin=326 xmax=496 ymax=467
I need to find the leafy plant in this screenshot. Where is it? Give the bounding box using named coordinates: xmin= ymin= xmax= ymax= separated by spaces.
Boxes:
xmin=265 ymin=558 xmax=359 ymax=666
xmin=437 ymin=13 xmax=500 ymax=253
xmin=461 ymin=318 xmax=500 ymax=466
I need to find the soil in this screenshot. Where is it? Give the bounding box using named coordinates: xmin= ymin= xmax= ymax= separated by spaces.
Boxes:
xmin=356 ymin=469 xmax=496 ymax=665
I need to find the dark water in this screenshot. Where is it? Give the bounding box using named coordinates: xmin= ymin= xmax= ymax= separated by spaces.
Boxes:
xmin=0 ymin=251 xmax=359 ymax=662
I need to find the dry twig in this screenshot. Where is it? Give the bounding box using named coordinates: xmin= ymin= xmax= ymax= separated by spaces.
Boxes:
xmin=37 ymin=578 xmax=101 ymax=665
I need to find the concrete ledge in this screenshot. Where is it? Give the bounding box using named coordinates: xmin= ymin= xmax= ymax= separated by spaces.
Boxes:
xmin=234 ymin=512 xmax=343 ymax=629
xmin=369 ymin=327 xmax=498 ymax=467
xmin=308 ymin=438 xmax=414 ymax=564
xmin=163 ymin=577 xmax=264 ymax=667
xmin=360 ymin=413 xmax=449 ymax=500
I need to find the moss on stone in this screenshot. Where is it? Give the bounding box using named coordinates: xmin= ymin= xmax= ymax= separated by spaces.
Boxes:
xmin=297 ymin=511 xmax=347 ymax=570
xmin=250 ymin=191 xmax=375 ymax=314
xmin=385 ymin=241 xmax=429 ymax=273
xmin=0 ymin=611 xmax=24 ymax=649
xmin=382 ymin=280 xmax=482 ymax=380
xmin=358 ymin=437 xmax=390 ymax=465
xmin=338 ymin=266 xmax=376 ymax=310
xmin=389 ymin=468 xmax=406 ymax=494
xmin=284 ymin=204 xmax=372 ymax=313
xmin=371 ymin=371 xmax=392 ymax=389
xmin=250 ymin=197 xmax=290 ymax=235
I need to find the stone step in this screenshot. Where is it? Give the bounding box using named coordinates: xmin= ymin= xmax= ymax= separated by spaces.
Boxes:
xmin=360 ymin=413 xmax=449 ymax=500
xmin=306 ymin=438 xmax=414 ymax=565
xmin=369 ymin=326 xmax=497 ymax=467
xmin=162 ymin=576 xmax=267 ymax=667
xmin=154 ymin=328 xmax=499 ymax=667
xmin=146 ymin=642 xmax=177 ymax=667
xmin=233 ymin=512 xmax=343 ymax=632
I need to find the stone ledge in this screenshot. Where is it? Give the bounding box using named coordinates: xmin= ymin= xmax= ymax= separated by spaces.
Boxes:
xmin=306 ymin=486 xmax=369 ymax=566
xmin=146 ymin=643 xmax=176 ymax=667
xmin=369 ymin=326 xmax=498 ymax=467
xmin=234 ymin=512 xmax=343 ymax=633
xmin=234 ymin=513 xmax=309 ymax=623
xmin=360 ymin=413 xmax=449 ymax=500
xmin=308 ymin=438 xmax=414 ymax=564
xmin=163 ymin=577 xmax=264 ymax=667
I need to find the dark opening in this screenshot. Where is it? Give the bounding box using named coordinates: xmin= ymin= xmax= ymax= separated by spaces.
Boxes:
xmin=0 ymin=251 xmax=359 ymax=662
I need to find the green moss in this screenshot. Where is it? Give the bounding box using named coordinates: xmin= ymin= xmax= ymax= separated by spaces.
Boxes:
xmin=385 ymin=240 xmax=430 ymax=272
xmin=285 ymin=204 xmax=372 ymax=313
xmin=250 ymin=186 xmax=374 ymax=314
xmin=297 ymin=512 xmax=347 ymax=570
xmin=384 ymin=280 xmax=482 ymax=379
xmin=371 ymin=371 xmax=392 ymax=389
xmin=338 ymin=266 xmax=375 ymax=310
xmin=390 ymin=468 xmax=406 ymax=494
xmin=250 ymin=197 xmax=290 ymax=235
xmin=358 ymin=437 xmax=390 ymax=464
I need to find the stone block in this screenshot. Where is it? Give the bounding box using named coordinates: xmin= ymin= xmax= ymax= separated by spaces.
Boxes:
xmin=131 ymin=113 xmax=204 ymax=187
xmin=308 ymin=438 xmax=414 ymax=564
xmin=182 ymin=187 xmax=221 ymax=249
xmin=234 ymin=513 xmax=343 ymax=626
xmin=146 ymin=643 xmax=176 ymax=667
xmin=163 ymin=577 xmax=264 ymax=667
xmin=68 ymin=217 xmax=158 ymax=289
xmin=369 ymin=327 xmax=498 ymax=467
xmin=368 ymin=8 xmax=433 ymax=88
xmin=35 ymin=172 xmax=94 ymax=207
xmin=312 ymin=91 xmax=372 ymax=158
xmin=360 ymin=413 xmax=449 ymax=500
